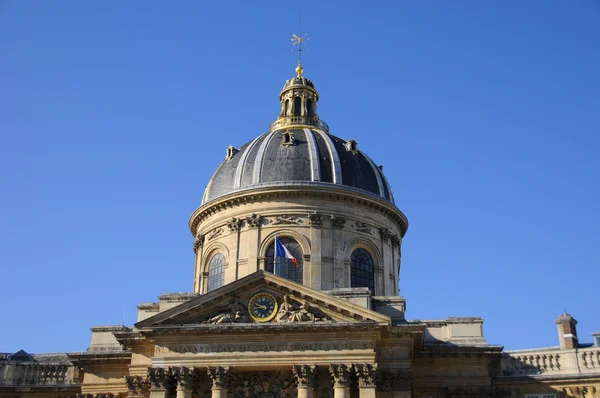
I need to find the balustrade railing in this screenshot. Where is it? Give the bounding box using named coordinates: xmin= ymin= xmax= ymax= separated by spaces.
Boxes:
xmin=0 ymin=363 xmax=73 ymax=385
xmin=580 ymin=348 xmax=600 ymax=369
xmin=501 ymin=351 xmax=562 ymax=375
xmin=269 ymin=116 xmax=329 ymax=132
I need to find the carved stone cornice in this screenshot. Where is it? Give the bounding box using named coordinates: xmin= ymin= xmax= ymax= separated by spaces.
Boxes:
xmin=245 ymin=213 xmax=262 ymax=228
xmin=308 ymin=211 xmax=323 ymax=227
xmin=330 ymin=215 xmax=346 ymax=229
xmin=292 ymin=365 xmax=317 ymax=388
xmin=125 ymin=375 xmax=150 ymax=397
xmin=189 ymin=186 xmax=408 ymax=238
xmin=147 ymin=367 xmax=172 ymax=390
xmin=207 ymin=366 xmax=229 ymax=389
xmin=172 ymin=366 xmax=195 ymax=390
xmin=193 ymin=234 xmax=204 ymax=254
xmin=376 ymin=369 xmax=412 ymax=392
xmin=226 ymin=217 xmax=241 ymax=231
xmin=354 ymin=363 xmax=377 ymax=388
xmin=329 ymin=364 xmax=352 ymax=388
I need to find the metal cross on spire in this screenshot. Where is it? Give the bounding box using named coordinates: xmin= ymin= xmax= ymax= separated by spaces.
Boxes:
xmin=290 ymin=12 xmax=309 ymax=76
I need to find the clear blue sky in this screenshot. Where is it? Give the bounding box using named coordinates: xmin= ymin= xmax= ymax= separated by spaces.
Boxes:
xmin=1 ymin=1 xmax=598 ymax=353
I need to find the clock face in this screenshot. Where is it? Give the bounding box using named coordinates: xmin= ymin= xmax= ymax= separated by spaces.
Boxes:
xmin=248 ymin=292 xmax=278 ymax=322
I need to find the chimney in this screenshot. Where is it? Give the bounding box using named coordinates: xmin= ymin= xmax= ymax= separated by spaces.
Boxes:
xmin=555 ymin=313 xmax=578 ymax=349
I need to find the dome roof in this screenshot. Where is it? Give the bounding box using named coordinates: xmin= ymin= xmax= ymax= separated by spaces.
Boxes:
xmin=201 ymin=129 xmax=395 ymax=205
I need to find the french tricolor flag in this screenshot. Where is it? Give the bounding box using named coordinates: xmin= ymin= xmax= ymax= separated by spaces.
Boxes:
xmin=274 ymin=236 xmax=298 ymax=267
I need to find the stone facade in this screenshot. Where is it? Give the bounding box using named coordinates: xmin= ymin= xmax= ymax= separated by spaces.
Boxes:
xmin=3 ymin=65 xmax=598 ymax=398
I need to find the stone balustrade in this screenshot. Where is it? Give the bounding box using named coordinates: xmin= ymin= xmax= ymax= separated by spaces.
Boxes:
xmin=579 ymin=347 xmax=600 ymax=370
xmin=0 ymin=362 xmax=74 ymax=386
xmin=502 ymin=346 xmax=600 ymax=376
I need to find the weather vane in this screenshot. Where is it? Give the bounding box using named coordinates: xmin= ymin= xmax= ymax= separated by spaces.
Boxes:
xmin=290 ymin=12 xmax=309 ymax=76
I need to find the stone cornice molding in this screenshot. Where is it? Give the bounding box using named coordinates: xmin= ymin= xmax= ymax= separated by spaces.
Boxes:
xmin=189 ymin=185 xmax=408 ymax=237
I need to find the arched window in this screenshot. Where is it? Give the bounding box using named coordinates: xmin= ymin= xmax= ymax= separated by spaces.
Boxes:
xmin=207 ymin=253 xmax=225 ymax=292
xmin=293 ymin=97 xmax=302 ymax=116
xmin=265 ymin=237 xmax=303 ymax=284
xmin=306 ymin=98 xmax=314 ymax=117
xmin=351 ymin=248 xmax=375 ymax=293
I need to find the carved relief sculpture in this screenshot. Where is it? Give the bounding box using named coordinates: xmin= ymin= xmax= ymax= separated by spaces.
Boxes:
xmin=330 ymin=215 xmax=346 ymax=229
xmin=353 ymin=221 xmax=373 ymax=234
xmin=354 ymin=363 xmax=377 ymax=388
xmin=329 ymin=364 xmax=352 ymax=388
xmin=292 ymin=365 xmax=318 ymax=389
xmin=272 ymin=215 xmax=303 ymax=225
xmin=203 ymin=298 xmax=250 ymax=324
xmin=193 ymin=234 xmax=204 ymax=254
xmin=379 ymin=227 xmax=392 ymax=243
xmin=245 ymin=213 xmax=262 ymax=228
xmin=229 ymin=371 xmax=296 ymax=398
xmin=275 ymin=295 xmax=331 ymax=323
xmin=207 ymin=228 xmax=224 ymax=241
xmin=308 ymin=211 xmax=323 ymax=226
xmin=125 ymin=376 xmax=150 ymax=397
xmin=226 ymin=217 xmax=241 ymax=231
xmin=207 ymin=366 xmax=229 ymax=389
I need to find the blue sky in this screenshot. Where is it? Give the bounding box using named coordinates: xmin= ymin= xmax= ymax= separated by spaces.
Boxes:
xmin=1 ymin=1 xmax=598 ymax=353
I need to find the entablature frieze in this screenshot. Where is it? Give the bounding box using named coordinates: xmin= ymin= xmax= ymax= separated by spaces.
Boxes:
xmin=189 ymin=187 xmax=408 ymax=237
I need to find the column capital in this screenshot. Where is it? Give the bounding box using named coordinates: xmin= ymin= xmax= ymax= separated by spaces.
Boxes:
xmin=292 ymin=365 xmax=318 ymax=388
xmin=207 ymin=366 xmax=230 ymax=389
xmin=125 ymin=375 xmax=150 ymax=397
xmin=172 ymin=367 xmax=196 ymax=390
xmin=329 ymin=364 xmax=352 ymax=388
xmin=148 ymin=367 xmax=172 ymax=391
xmin=354 ymin=363 xmax=377 ymax=388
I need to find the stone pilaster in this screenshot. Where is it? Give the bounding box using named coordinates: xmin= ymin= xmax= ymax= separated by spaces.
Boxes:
xmin=207 ymin=366 xmax=229 ymax=398
xmin=329 ymin=364 xmax=352 ymax=398
xmin=293 ymin=365 xmax=317 ymax=398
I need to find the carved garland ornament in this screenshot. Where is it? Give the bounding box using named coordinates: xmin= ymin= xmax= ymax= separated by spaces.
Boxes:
xmin=272 ymin=215 xmax=303 ymax=225
xmin=207 ymin=228 xmax=224 ymax=241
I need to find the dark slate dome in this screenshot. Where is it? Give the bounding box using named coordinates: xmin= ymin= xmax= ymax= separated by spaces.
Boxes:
xmin=200 ymin=65 xmax=395 ymax=206
xmin=201 ymin=129 xmax=394 ymax=205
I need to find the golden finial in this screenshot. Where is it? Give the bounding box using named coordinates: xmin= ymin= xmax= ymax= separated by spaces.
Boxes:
xmin=295 ymin=61 xmax=304 ymax=77
xmin=291 ymin=12 xmax=309 ymax=76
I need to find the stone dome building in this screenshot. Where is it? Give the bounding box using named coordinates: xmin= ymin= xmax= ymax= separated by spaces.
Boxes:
xmin=4 ymin=63 xmax=599 ymax=398
xmin=190 ymin=65 xmax=408 ymax=299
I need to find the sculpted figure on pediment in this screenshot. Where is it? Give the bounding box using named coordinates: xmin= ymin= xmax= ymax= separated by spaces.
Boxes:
xmin=204 ymin=298 xmax=251 ymax=324
xmin=275 ymin=295 xmax=331 ymax=323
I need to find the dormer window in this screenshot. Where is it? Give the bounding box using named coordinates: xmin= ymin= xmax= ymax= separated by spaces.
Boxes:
xmin=346 ymin=139 xmax=358 ymax=155
xmin=282 ymin=131 xmax=294 ymax=146
xmin=226 ymin=145 xmax=238 ymax=160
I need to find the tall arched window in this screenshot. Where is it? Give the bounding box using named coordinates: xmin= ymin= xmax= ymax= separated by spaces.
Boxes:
xmin=265 ymin=237 xmax=303 ymax=284
xmin=351 ymin=248 xmax=375 ymax=293
xmin=207 ymin=253 xmax=225 ymax=292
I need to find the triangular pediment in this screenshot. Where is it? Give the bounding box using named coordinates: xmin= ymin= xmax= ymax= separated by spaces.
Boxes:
xmin=135 ymin=271 xmax=390 ymax=329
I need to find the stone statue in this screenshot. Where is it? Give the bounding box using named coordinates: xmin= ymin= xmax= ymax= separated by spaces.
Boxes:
xmin=205 ymin=298 xmax=250 ymax=324
xmin=275 ymin=295 xmax=329 ymax=323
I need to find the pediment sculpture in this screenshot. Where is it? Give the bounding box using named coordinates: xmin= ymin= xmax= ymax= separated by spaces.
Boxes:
xmin=202 ymin=294 xmax=331 ymax=324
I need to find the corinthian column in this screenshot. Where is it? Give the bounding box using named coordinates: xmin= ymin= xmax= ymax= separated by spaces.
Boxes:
xmin=173 ymin=367 xmax=195 ymax=398
xmin=148 ymin=368 xmax=171 ymax=398
xmin=354 ymin=364 xmax=377 ymax=398
xmin=293 ymin=365 xmax=317 ymax=398
xmin=207 ymin=366 xmax=229 ymax=398
xmin=329 ymin=364 xmax=352 ymax=398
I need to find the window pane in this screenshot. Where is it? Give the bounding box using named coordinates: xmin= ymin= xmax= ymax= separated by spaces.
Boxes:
xmin=351 ymin=248 xmax=374 ymax=293
xmin=207 ymin=253 xmax=225 ymax=292
xmin=265 ymin=238 xmax=303 ymax=284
